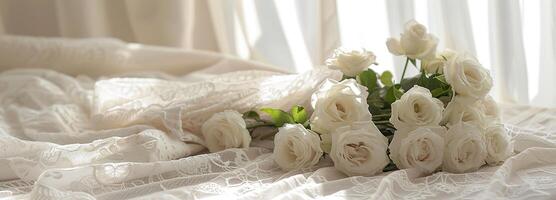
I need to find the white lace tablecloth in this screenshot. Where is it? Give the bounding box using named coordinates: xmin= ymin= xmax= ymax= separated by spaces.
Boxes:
xmin=1 ymin=36 xmax=556 ymax=200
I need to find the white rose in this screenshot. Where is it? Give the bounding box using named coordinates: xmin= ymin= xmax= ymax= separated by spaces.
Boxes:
xmin=201 ymin=110 xmax=251 ymax=153
xmin=389 ymin=126 xmax=446 ymax=173
xmin=326 ymin=48 xmax=377 ymax=77
xmin=330 ymin=122 xmax=389 ymax=176
xmin=444 ymin=53 xmax=493 ymax=101
xmin=483 ymin=125 xmax=512 ymax=165
xmin=386 ymin=20 xmax=438 ymax=60
xmin=442 ymin=96 xmax=487 ymax=128
xmin=443 ymin=122 xmax=487 ymax=173
xmin=310 ymin=79 xmax=372 ymax=138
xmin=475 ymin=95 xmax=501 ymax=122
xmin=421 ymin=49 xmax=457 ymax=74
xmin=273 ymin=124 xmax=323 ymax=171
xmin=390 ymin=85 xmax=444 ymax=131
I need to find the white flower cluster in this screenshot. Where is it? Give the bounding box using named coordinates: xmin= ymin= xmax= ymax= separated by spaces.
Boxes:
xmin=385 ymin=20 xmax=511 ymax=174
xmin=388 ymin=85 xmax=511 ymax=174
xmin=309 ymin=80 xmax=389 ymax=176
xmin=200 ymin=78 xmax=390 ymax=176
xmin=271 ymin=79 xmax=389 ymax=176
xmin=200 ymin=19 xmax=512 ymax=178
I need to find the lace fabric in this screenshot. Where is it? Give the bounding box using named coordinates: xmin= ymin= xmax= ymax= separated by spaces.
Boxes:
xmin=3 ymin=127 xmax=556 ymax=200
xmin=0 ymin=68 xmax=347 ymax=199
xmin=1 ymin=36 xmax=556 ymax=199
xmin=1 ymin=68 xmax=556 ymax=200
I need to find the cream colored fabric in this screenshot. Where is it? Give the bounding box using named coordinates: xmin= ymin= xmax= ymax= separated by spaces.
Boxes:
xmin=1 ymin=36 xmax=556 ymax=199
xmin=0 ymin=35 xmax=286 ymax=77
xmin=2 ymin=0 xmax=556 ymax=107
xmin=0 ymin=0 xmax=340 ymax=73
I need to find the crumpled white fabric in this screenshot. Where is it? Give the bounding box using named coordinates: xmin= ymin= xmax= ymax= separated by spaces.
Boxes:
xmin=1 ymin=36 xmax=556 ymax=200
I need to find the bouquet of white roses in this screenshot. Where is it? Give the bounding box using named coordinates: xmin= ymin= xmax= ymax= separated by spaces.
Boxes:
xmin=201 ymin=20 xmax=512 ymax=176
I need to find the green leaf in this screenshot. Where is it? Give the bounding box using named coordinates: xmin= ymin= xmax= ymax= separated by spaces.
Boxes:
xmin=400 ymin=74 xmax=420 ymax=91
xmin=367 ymin=89 xmax=385 ymax=114
xmin=380 ymin=71 xmax=394 ymax=86
xmin=242 ymin=111 xmax=260 ymax=120
xmin=414 ymin=73 xmax=449 ymax=92
xmin=260 ymin=108 xmax=294 ymax=127
xmin=432 ymin=87 xmax=453 ymax=98
xmin=290 ymin=105 xmax=308 ymax=124
xmin=434 ymin=75 xmax=448 ymax=84
xmin=357 ymin=69 xmax=379 ymax=92
xmin=384 ymin=85 xmax=403 ymax=104
xmin=430 ymin=88 xmax=445 ymax=97
xmin=416 ymin=72 xmax=428 ymax=86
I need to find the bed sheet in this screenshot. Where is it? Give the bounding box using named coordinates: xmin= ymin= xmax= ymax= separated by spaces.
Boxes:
xmin=1 ymin=36 xmax=556 ymax=200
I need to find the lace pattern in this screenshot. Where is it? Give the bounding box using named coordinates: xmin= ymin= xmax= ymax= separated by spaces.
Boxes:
xmin=16 ymin=127 xmax=556 ymax=200
xmin=1 ymin=68 xmax=556 ymax=199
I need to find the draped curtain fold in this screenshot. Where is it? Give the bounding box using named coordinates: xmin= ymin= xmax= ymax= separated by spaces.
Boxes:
xmin=0 ymin=0 xmax=554 ymax=107
xmin=488 ymin=0 xmax=529 ymax=104
xmin=535 ymin=0 xmax=556 ymax=106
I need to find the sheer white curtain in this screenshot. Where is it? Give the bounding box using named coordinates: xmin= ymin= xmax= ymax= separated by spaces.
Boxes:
xmin=0 ymin=0 xmax=554 ymax=107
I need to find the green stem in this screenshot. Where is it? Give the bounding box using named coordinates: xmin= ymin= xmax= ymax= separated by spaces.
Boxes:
xmin=372 ymin=114 xmax=391 ymax=118
xmin=372 ymin=117 xmax=391 ymax=121
xmin=373 ymin=120 xmax=391 ymax=124
xmin=433 ymin=89 xmax=452 ymax=98
xmin=375 ymin=122 xmax=394 ymax=127
xmin=399 ymin=57 xmax=410 ymax=82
